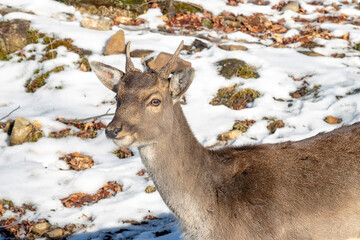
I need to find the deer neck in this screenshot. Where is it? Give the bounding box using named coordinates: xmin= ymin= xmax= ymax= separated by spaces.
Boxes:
xmin=138 ymin=103 xmax=214 ymax=227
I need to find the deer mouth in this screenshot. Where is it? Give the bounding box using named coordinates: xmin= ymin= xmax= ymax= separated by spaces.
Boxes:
xmin=113 ymin=135 xmax=135 ymax=147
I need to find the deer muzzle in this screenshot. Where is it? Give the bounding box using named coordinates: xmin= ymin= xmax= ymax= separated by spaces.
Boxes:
xmin=105 ymin=127 xmax=122 ymax=139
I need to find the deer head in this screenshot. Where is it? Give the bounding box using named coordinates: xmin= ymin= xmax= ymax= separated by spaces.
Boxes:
xmin=90 ymin=41 xmax=195 ymax=147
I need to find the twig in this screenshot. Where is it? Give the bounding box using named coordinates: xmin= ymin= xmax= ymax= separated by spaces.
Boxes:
xmin=58 ymin=108 xmax=114 ymax=124
xmin=0 ymin=106 xmax=20 ymax=121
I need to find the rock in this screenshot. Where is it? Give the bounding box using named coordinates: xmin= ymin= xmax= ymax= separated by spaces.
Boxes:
xmin=217 ymin=58 xmax=259 ymax=79
xmin=0 ymin=19 xmax=30 ymax=54
xmin=46 ymin=228 xmax=64 ymax=239
xmin=331 ymin=53 xmax=345 ymax=58
xmin=324 ymin=116 xmax=342 ymax=124
xmin=68 ymin=0 xmax=147 ymax=16
xmin=32 ymin=222 xmax=51 ymax=235
xmin=81 ymin=17 xmax=111 ymax=31
xmin=302 ymin=41 xmax=323 ymax=49
xmin=281 ymin=1 xmax=300 ymax=12
xmin=157 ymin=1 xmax=203 ymax=17
xmin=104 ymin=30 xmax=125 ymax=55
xmin=218 ymin=130 xmax=242 ymax=141
xmin=10 ymin=117 xmax=33 ymax=146
xmin=290 ymin=86 xmax=308 ymax=98
xmin=267 ymin=120 xmax=285 ymax=133
xmin=298 ymin=51 xmax=324 ymax=57
xmin=219 ymin=44 xmax=248 ymax=51
xmin=220 ymin=11 xmax=236 ymax=21
xmin=130 ymin=49 xmax=153 ymax=58
xmin=148 ymin=52 xmax=191 ymax=72
xmin=184 ymin=39 xmax=208 ymax=54
xmin=192 ymin=39 xmax=208 ymax=52
xmin=225 ymin=20 xmax=242 ymax=28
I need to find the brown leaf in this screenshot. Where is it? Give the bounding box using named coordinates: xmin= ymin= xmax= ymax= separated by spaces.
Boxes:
xmin=267 ymin=120 xmax=285 ymax=133
xmin=136 ymin=169 xmax=147 ymax=176
xmin=324 ymin=116 xmax=342 ymax=124
xmin=61 ymin=182 xmax=122 ymax=208
xmin=113 ymin=148 xmax=134 ymax=159
xmin=60 ymin=152 xmax=94 ymax=171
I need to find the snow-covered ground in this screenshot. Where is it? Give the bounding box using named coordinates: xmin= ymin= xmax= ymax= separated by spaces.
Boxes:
xmin=0 ymin=0 xmax=360 ymax=239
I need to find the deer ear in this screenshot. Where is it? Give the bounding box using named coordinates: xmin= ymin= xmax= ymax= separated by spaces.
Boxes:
xmin=169 ymin=67 xmax=195 ymax=102
xmin=90 ymin=61 xmax=124 ymax=92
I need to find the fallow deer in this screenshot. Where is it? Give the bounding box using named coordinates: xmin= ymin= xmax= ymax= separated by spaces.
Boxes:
xmin=90 ymin=41 xmax=360 ymax=240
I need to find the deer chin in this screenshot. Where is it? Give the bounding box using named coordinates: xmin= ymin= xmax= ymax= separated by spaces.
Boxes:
xmin=113 ymin=135 xmax=135 ymax=147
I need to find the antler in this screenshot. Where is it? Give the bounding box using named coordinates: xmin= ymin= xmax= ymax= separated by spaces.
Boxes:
xmin=126 ymin=42 xmax=141 ymax=73
xmin=156 ymin=40 xmax=184 ymax=79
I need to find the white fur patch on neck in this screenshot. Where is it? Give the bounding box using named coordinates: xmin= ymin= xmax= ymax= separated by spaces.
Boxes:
xmin=138 ymin=144 xmax=156 ymax=169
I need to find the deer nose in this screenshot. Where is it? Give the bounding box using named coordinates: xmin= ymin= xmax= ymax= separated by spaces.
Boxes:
xmin=105 ymin=127 xmax=122 ymax=139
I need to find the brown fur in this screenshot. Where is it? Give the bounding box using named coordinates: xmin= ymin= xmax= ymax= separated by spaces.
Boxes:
xmin=90 ymin=42 xmax=360 ymax=240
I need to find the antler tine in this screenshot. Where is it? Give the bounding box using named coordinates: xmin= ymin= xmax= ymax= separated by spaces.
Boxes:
xmin=125 ymin=41 xmax=141 ymax=73
xmin=157 ymin=40 xmax=184 ymax=79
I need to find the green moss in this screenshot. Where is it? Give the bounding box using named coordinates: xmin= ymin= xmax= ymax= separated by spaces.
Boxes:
xmin=48 ymin=128 xmax=71 ymax=138
xmin=41 ymin=51 xmax=57 ymax=62
xmin=172 ymin=1 xmax=203 ymax=13
xmin=201 ymin=19 xmax=213 ymax=28
xmin=0 ymin=52 xmax=11 ymax=61
xmin=27 ymin=129 xmax=45 ymax=142
xmin=232 ymin=119 xmax=255 ymax=132
xmin=112 ymin=148 xmax=133 ymax=159
xmin=26 ymin=29 xmax=45 ymax=44
xmin=217 ymin=58 xmax=259 ymax=79
xmin=26 ymin=66 xmax=65 ymax=92
xmin=42 ymin=36 xmax=56 ymax=45
xmin=145 ymin=186 xmax=156 ymax=193
xmin=44 ymin=39 xmax=91 ymax=57
xmin=210 ymin=86 xmax=260 ymax=110
xmin=237 ymin=64 xmax=258 ymax=79
xmin=226 ymin=88 xmax=260 ymax=110
xmin=0 ymin=199 xmax=14 ymax=206
xmin=78 ymin=57 xmax=91 ymax=71
xmin=217 ymin=84 xmax=237 ymax=99
xmin=353 ymin=44 xmax=359 ymax=50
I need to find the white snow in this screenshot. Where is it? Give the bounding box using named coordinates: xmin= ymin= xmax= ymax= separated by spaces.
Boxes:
xmin=0 ymin=0 xmax=360 ymax=239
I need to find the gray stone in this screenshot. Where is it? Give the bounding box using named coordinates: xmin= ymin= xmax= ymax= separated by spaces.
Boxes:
xmin=224 ymin=20 xmax=242 ymax=28
xmin=0 ymin=19 xmax=30 ymax=54
xmin=104 ymin=30 xmax=125 ymax=55
xmin=281 ymin=1 xmax=300 ymax=12
xmin=298 ymin=51 xmax=324 ymax=57
xmin=81 ymin=17 xmax=111 ymax=31
xmin=47 ymin=228 xmax=64 ymax=239
xmin=10 ymin=117 xmax=33 ymax=146
xmin=219 ymin=44 xmax=248 ymax=51
xmin=218 ymin=130 xmax=242 ymax=141
xmin=32 ymin=222 xmax=51 ymax=235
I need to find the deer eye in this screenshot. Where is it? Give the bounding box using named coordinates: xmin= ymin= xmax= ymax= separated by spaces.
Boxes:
xmin=149 ymin=99 xmax=161 ymax=107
